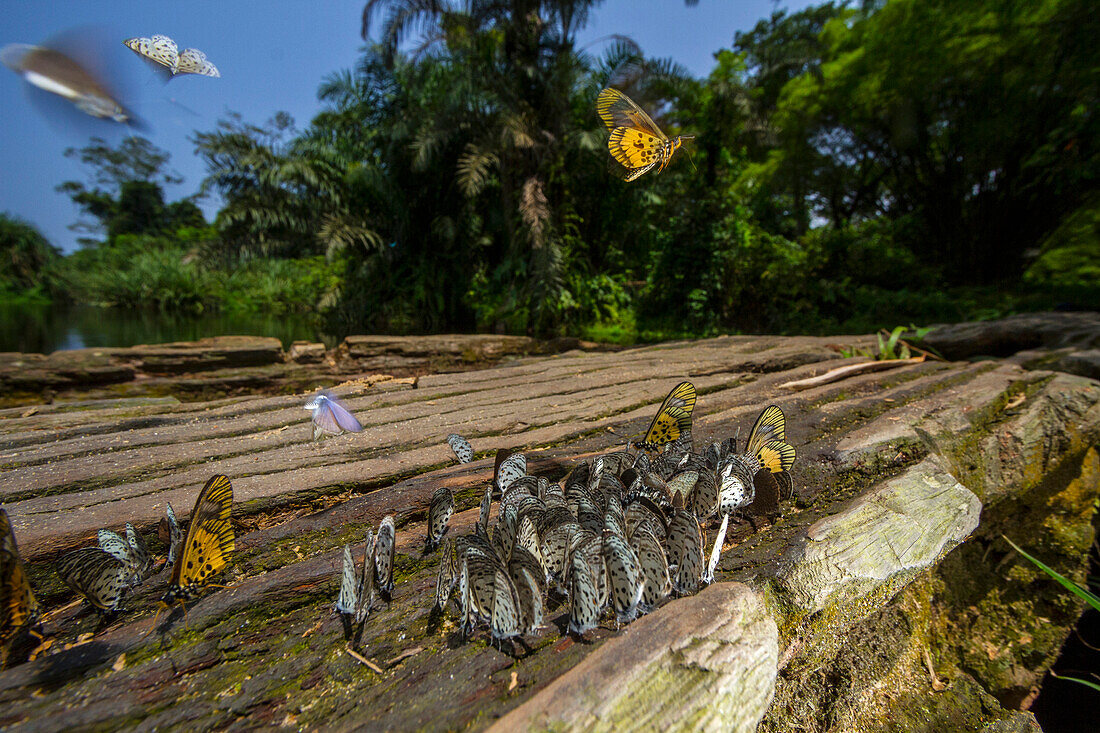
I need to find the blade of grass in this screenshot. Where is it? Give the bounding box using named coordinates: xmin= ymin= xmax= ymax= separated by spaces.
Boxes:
xmin=1050 ymin=670 xmax=1100 ymax=693
xmin=1003 ymin=536 xmax=1100 ymax=612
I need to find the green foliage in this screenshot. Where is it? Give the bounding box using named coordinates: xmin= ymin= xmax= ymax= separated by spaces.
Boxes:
xmin=0 ymin=213 xmax=63 ymax=301
xmin=62 ymin=228 xmax=344 ymax=315
xmin=56 ymin=136 xmax=204 ymax=245
xmin=28 ymin=0 xmax=1100 ymax=335
xmin=1025 ymin=196 xmax=1100 ymax=290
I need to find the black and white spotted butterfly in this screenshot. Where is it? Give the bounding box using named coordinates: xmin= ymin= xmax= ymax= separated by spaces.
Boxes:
xmin=335 ymin=530 xmax=376 ymax=624
xmin=176 ymin=48 xmax=219 ymax=78
xmin=494 ymin=450 xmax=527 ymax=495
xmin=602 ymin=530 xmax=644 ymax=623
xmin=97 ymin=523 xmax=153 ymax=586
xmin=667 ymin=508 xmax=703 ymax=595
xmin=123 ymin=34 xmax=178 ymax=74
xmin=566 ymin=546 xmax=601 ymax=636
xmin=446 ymin=434 xmax=474 ymax=464
xmin=374 ymin=516 xmax=396 ymax=597
xmin=426 ymin=487 xmax=454 ymax=550
xmin=56 ymin=547 xmax=131 ymax=612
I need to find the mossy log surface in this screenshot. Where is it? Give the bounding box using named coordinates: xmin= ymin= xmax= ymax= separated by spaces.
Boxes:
xmin=1 ymin=332 xmax=1098 ymax=732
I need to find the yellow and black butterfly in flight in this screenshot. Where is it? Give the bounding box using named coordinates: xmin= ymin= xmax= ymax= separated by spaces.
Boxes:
xmin=159 ymin=474 xmax=235 ymax=613
xmin=636 ymin=381 xmax=697 ymax=452
xmin=1 ymin=508 xmax=40 ymax=665
xmin=596 ymin=87 xmax=694 ymax=181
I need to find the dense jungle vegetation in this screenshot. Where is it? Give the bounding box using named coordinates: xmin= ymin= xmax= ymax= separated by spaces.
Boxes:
xmin=3 ymin=0 xmax=1097 ymax=342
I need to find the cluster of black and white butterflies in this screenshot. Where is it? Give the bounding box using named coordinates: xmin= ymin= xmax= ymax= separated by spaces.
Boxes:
xmin=333 ymin=381 xmax=796 ymax=648
xmin=334 ymin=516 xmax=395 ymax=639
xmin=1 ymin=475 xmax=236 ymax=666
xmin=124 ymin=34 xmax=220 ymax=78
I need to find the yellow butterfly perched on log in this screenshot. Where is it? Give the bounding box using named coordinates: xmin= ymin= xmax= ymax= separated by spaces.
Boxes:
xmin=636 ymin=381 xmax=697 ymax=451
xmin=597 ymin=87 xmax=694 ymax=181
xmin=160 ymin=474 xmax=235 ymax=612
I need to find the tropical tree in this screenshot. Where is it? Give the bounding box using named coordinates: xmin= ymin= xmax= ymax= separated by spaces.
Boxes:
xmin=56 ymin=136 xmax=203 ymax=244
xmin=0 ymin=213 xmax=60 ymax=293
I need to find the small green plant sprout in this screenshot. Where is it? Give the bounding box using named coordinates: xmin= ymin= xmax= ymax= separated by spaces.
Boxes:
xmin=1003 ymin=535 xmax=1100 ymax=693
xmin=838 ymin=324 xmax=940 ymax=361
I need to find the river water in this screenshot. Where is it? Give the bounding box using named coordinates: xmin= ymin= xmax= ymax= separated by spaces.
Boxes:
xmin=0 ymin=303 xmax=335 ymax=354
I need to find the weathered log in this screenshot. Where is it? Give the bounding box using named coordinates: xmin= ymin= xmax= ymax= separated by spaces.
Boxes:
xmin=0 ymin=332 xmax=1096 ymax=731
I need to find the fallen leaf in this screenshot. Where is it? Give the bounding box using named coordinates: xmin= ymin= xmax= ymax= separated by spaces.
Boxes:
xmin=1005 ymin=393 xmax=1026 ymax=410
xmin=112 ymin=653 xmax=126 ymax=671
xmin=21 ymin=407 xmax=39 ymax=418
xmin=508 ymin=670 xmax=518 ymax=691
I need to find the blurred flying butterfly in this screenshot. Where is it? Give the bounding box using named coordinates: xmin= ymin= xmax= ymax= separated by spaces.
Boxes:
xmin=637 ymin=381 xmax=696 ymax=451
xmin=1 ymin=44 xmax=132 ymax=122
xmin=123 ymin=34 xmax=179 ymax=74
xmin=56 ymin=547 xmax=130 ymax=612
xmin=446 ymin=434 xmax=474 ymax=464
xmin=0 ymin=508 xmax=39 ymax=652
xmin=160 ymin=474 xmax=234 ymax=610
xmin=304 ymin=391 xmax=362 ymax=440
xmin=426 ymin=487 xmax=455 ymax=551
xmin=597 ymin=88 xmax=694 ymax=182
xmin=175 ymin=48 xmax=219 ymax=78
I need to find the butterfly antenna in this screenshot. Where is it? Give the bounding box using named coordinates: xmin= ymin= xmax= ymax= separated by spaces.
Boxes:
xmin=687 ymin=149 xmax=698 ymax=173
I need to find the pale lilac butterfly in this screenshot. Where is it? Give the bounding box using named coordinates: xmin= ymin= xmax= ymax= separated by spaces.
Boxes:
xmin=304 ymin=391 xmax=362 ymax=440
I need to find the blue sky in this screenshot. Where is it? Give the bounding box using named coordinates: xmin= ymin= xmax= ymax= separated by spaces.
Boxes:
xmin=0 ymin=0 xmax=816 ymax=253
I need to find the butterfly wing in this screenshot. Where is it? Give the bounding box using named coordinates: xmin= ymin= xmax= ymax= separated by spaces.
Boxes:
xmin=608 ymin=127 xmax=664 ymax=180
xmin=355 ymin=530 xmax=377 ymax=623
xmin=446 ymin=434 xmax=474 ymax=463
xmin=98 ymin=529 xmax=130 ymax=564
xmin=745 ymin=405 xmax=786 ymax=456
xmin=373 ymin=515 xmax=395 ymax=596
xmin=490 ymin=569 xmax=522 ymax=640
xmin=597 ymin=88 xmax=666 ymax=138
xmin=165 ymin=502 xmax=182 ymax=566
xmin=335 ymin=544 xmax=358 ymax=616
xmin=327 ymin=395 xmax=362 ymax=433
xmin=703 ymin=512 xmax=730 ymax=585
xmin=0 ymin=508 xmax=37 ymax=635
xmin=667 ymin=509 xmax=703 ymax=595
xmin=567 ymin=549 xmax=600 ymax=635
xmin=602 ymin=530 xmax=644 ymax=623
xmin=630 ymin=526 xmax=670 ymax=611
xmin=641 ymin=381 xmax=697 ymax=449
xmin=56 ymin=547 xmax=130 ymax=611
xmin=427 ymin=487 xmax=455 ymax=549
xmin=176 ymin=48 xmax=219 ymax=78
xmin=168 ymin=474 xmax=234 ymax=599
xmin=495 ymin=452 xmax=527 ymax=494
xmin=126 ymin=523 xmax=152 ymax=582
xmin=123 ymin=35 xmax=178 ymax=72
